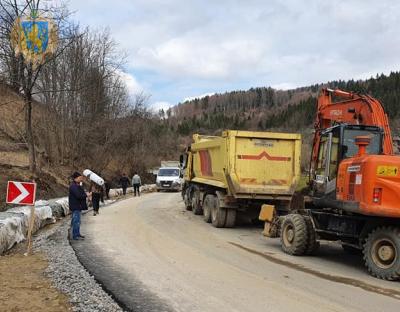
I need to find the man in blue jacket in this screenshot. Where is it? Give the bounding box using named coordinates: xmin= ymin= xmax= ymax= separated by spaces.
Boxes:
xmin=69 ymin=172 xmax=89 ymax=240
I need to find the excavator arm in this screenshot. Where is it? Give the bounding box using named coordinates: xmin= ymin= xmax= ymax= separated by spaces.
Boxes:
xmin=311 ymin=88 xmax=394 ymax=172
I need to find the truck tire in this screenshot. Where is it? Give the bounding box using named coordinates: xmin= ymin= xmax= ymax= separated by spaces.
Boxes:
xmin=225 ymin=209 xmax=236 ymax=228
xmin=184 ymin=189 xmax=192 ymax=211
xmin=203 ymin=194 xmax=213 ymax=223
xmin=280 ymin=214 xmax=308 ymax=256
xmin=191 ymin=189 xmax=203 ymax=215
xmin=363 ymin=226 xmax=400 ymax=280
xmin=211 ymin=197 xmax=227 ymax=228
xmin=304 ymin=216 xmax=319 ymax=255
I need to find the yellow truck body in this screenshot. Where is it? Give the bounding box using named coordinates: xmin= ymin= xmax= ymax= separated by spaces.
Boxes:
xmin=186 ymin=130 xmax=301 ymax=200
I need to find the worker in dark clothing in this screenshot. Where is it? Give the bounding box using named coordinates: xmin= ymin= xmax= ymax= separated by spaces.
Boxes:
xmin=69 ymin=172 xmax=89 ymax=240
xmin=104 ymin=180 xmax=111 ymax=199
xmin=119 ymin=173 xmax=130 ymax=195
xmin=90 ymin=182 xmax=102 ymax=216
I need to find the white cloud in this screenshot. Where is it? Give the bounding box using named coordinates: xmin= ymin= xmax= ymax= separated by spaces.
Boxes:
xmin=183 ymin=93 xmax=215 ymax=102
xmin=271 ymin=83 xmax=297 ymax=91
xmin=117 ymin=70 xmax=143 ymax=96
xmin=68 ymin=0 xmax=400 ymax=104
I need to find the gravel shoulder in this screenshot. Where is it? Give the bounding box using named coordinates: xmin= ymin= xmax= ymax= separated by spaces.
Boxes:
xmin=34 ymin=213 xmax=123 ymax=312
xmin=0 ymin=207 xmax=124 ymax=312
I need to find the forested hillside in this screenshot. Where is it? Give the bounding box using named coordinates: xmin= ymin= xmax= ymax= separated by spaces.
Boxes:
xmin=166 ymin=72 xmax=400 ymax=135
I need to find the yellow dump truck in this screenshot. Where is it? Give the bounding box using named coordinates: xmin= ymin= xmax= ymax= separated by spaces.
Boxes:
xmin=180 ymin=130 xmax=302 ymax=228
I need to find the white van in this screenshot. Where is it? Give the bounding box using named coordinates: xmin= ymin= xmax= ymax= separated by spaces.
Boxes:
xmin=156 ymin=167 xmax=182 ymax=192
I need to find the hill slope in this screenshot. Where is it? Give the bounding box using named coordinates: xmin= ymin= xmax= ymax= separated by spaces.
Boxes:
xmin=167 ymin=72 xmax=400 ymax=135
xmin=0 ymin=85 xmax=69 ymax=210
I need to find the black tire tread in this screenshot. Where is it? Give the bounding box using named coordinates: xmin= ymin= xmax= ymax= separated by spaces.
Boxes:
xmin=203 ymin=195 xmax=213 ymax=223
xmin=211 ymin=197 xmax=226 ymax=228
xmin=224 ymin=209 xmax=236 ymax=228
xmin=280 ymin=214 xmax=308 ymax=256
xmin=363 ymin=226 xmax=400 ymax=281
xmin=304 ymin=216 xmax=320 ymax=255
xmin=192 ymin=190 xmax=203 ymax=215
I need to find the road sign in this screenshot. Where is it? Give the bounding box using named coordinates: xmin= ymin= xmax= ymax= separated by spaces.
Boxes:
xmin=6 ymin=181 xmax=36 ymax=205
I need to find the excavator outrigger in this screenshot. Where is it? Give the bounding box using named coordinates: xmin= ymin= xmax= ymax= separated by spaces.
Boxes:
xmin=274 ymin=88 xmax=400 ymax=280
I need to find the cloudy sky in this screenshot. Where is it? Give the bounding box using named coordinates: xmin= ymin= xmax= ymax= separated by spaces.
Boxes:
xmin=68 ymin=0 xmax=400 ymax=111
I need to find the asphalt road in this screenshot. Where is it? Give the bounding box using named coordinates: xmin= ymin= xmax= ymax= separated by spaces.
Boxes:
xmin=72 ymin=192 xmax=400 ymax=312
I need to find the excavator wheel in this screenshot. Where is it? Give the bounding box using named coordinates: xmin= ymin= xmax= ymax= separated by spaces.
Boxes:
xmin=191 ymin=189 xmax=203 ymax=215
xmin=224 ymin=209 xmax=236 ymax=228
xmin=363 ymin=226 xmax=400 ymax=280
xmin=304 ymin=216 xmax=320 ymax=255
xmin=203 ymin=194 xmax=213 ymax=223
xmin=211 ymin=196 xmax=227 ymax=228
xmin=280 ymin=214 xmax=308 ymax=256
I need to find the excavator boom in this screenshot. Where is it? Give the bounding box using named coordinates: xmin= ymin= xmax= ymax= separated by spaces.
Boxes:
xmin=316 ymin=88 xmax=393 ymax=154
xmin=311 ymin=88 xmax=393 ymax=171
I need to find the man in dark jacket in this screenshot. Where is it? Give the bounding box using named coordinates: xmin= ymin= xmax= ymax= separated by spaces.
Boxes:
xmin=69 ymin=172 xmax=89 ymax=240
xmin=119 ymin=173 xmax=130 ymax=195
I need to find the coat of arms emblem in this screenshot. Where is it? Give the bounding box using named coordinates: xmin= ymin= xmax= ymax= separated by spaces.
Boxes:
xmin=10 ymin=11 xmax=58 ymax=69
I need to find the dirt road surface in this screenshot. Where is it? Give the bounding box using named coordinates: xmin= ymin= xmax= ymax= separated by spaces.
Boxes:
xmin=73 ymin=193 xmax=400 ymax=312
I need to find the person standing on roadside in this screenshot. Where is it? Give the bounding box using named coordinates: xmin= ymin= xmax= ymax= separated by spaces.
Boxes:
xmin=132 ymin=172 xmax=142 ymax=197
xmin=119 ymin=173 xmax=130 ymax=195
xmin=69 ymin=172 xmax=89 ymax=240
xmin=90 ymin=182 xmax=102 ymax=216
xmin=104 ymin=179 xmax=111 ymax=199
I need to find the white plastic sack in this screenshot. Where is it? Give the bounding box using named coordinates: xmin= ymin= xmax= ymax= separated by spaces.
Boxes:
xmin=83 ymin=169 xmax=104 ymax=186
xmin=55 ymin=197 xmax=69 ymax=216
xmin=0 ymin=212 xmax=26 ymax=254
xmin=7 ymin=205 xmax=53 ymax=235
xmin=35 ymin=200 xmax=50 ymax=207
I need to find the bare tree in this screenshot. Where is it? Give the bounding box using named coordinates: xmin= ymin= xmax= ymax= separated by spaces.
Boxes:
xmin=0 ymin=0 xmax=72 ymax=173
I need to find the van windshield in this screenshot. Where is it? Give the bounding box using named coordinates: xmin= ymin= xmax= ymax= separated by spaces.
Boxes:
xmin=158 ymin=168 xmax=180 ymax=177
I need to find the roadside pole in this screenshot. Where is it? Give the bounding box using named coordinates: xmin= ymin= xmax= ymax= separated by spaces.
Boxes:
xmin=26 ymin=206 xmax=36 ymax=255
xmin=6 ymin=181 xmax=37 ymax=255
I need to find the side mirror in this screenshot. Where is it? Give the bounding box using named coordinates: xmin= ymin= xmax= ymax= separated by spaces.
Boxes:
xmin=179 ymin=154 xmax=184 ymax=166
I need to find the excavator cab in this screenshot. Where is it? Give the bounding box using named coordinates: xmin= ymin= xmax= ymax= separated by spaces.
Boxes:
xmin=312 ymin=124 xmax=383 ymax=198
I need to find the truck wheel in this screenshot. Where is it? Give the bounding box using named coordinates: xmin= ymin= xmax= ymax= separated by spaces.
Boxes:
xmin=363 ymin=226 xmax=400 ymax=280
xmin=203 ymin=195 xmax=213 ymax=223
xmin=184 ymin=189 xmax=192 ymax=211
xmin=225 ymin=209 xmax=236 ymax=228
xmin=211 ymin=197 xmax=227 ymax=228
xmin=280 ymin=214 xmax=308 ymax=256
xmin=191 ymin=190 xmax=203 ymax=215
xmin=304 ymin=216 xmax=319 ymax=255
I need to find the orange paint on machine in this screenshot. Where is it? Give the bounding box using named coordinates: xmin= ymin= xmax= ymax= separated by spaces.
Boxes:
xmin=337 ymin=136 xmax=400 ymax=218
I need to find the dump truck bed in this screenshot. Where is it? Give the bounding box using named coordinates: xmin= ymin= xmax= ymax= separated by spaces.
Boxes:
xmin=189 ymin=130 xmax=301 ymax=200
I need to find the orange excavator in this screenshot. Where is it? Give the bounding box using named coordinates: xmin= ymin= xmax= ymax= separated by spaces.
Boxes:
xmin=278 ymin=88 xmax=400 ymax=280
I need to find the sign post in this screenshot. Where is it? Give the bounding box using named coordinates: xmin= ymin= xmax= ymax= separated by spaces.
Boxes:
xmin=6 ymin=181 xmax=37 ymax=255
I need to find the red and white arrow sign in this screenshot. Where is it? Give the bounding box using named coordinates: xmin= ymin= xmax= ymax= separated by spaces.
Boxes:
xmin=6 ymin=181 xmax=36 ymax=205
